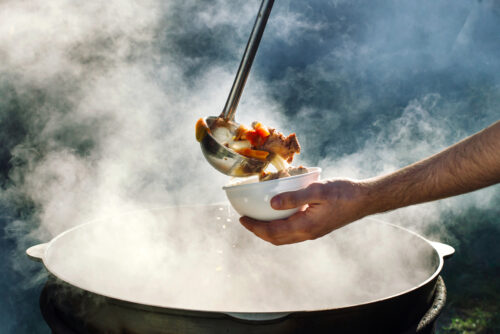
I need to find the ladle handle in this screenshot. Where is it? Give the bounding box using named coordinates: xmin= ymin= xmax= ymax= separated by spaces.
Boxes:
xmin=220 ymin=0 xmax=275 ymax=121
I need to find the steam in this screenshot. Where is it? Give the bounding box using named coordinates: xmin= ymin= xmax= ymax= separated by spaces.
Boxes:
xmin=0 ymin=0 xmax=499 ymax=328
xmin=45 ymin=205 xmax=434 ymax=312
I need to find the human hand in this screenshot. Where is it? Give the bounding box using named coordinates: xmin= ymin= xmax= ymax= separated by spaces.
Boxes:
xmin=239 ymin=179 xmax=370 ymax=245
xmin=241 ymin=120 xmax=500 ymax=245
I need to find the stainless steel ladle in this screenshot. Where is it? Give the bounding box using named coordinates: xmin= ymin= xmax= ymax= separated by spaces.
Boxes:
xmin=199 ymin=0 xmax=275 ymax=177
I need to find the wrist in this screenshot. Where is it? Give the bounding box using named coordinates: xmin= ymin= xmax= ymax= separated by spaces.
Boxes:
xmin=357 ymin=178 xmax=384 ymax=218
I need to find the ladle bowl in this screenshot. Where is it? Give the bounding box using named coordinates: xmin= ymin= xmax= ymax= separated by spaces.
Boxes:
xmin=200 ymin=117 xmax=270 ymax=177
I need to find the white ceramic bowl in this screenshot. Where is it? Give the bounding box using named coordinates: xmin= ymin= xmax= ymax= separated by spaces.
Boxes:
xmin=223 ymin=167 xmax=321 ymax=221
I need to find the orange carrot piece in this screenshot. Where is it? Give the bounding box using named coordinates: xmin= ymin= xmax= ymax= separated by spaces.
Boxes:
xmin=195 ymin=118 xmax=211 ymax=142
xmin=254 ymin=122 xmax=270 ymax=136
xmin=235 ymin=148 xmax=269 ymax=161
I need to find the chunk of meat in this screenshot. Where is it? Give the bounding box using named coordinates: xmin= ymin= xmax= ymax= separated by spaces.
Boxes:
xmin=258 ymin=128 xmax=301 ymax=163
xmin=211 ymin=117 xmax=234 ymax=130
xmin=259 ymin=166 xmax=309 ymax=182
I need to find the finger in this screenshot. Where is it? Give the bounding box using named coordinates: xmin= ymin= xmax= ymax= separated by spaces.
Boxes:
xmin=271 ymin=182 xmax=325 ymax=210
xmin=239 ymin=212 xmax=314 ymax=245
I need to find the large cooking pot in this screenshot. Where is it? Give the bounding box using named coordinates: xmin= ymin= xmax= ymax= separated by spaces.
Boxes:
xmin=27 ymin=204 xmax=454 ymax=333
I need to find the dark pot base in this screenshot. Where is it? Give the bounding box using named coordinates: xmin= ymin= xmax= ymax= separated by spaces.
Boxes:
xmin=40 ymin=276 xmax=446 ymax=334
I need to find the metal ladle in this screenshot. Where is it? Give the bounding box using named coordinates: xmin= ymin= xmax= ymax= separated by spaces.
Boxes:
xmin=199 ymin=0 xmax=275 ymax=177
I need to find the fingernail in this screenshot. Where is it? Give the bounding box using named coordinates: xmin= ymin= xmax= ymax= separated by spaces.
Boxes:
xmin=271 ymin=196 xmax=281 ymax=209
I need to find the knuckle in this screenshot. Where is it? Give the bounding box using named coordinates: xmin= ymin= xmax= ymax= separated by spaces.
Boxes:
xmin=307 ymin=182 xmax=325 ymax=199
xmin=282 ymin=194 xmax=298 ymax=207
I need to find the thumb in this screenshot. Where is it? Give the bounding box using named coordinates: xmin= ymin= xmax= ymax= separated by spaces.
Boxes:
xmin=271 ymin=183 xmax=323 ymax=210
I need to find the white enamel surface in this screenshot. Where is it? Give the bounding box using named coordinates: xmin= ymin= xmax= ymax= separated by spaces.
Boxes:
xmin=429 ymin=241 xmax=455 ymax=259
xmin=31 ymin=205 xmax=445 ymax=314
xmin=26 ymin=243 xmax=48 ymax=262
xmin=223 ymin=167 xmax=321 ymax=221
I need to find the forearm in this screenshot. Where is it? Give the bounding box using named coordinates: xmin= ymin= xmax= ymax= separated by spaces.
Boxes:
xmin=362 ymin=121 xmax=500 ymax=215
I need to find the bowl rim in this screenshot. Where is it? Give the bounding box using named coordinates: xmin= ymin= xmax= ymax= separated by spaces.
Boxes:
xmin=222 ymin=167 xmax=321 ymax=191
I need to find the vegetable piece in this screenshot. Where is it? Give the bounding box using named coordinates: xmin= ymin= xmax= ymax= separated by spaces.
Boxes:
xmin=234 ymin=124 xmax=250 ymax=141
xmin=212 ymin=126 xmax=232 ymax=143
xmin=232 ymin=122 xmax=271 ymax=147
xmin=195 ymin=118 xmax=211 ymax=142
xmin=254 ymin=122 xmax=270 ymax=137
xmin=235 ymin=148 xmax=269 ymax=161
xmin=270 ymin=154 xmax=288 ymax=171
xmin=244 ymin=130 xmax=261 ymax=146
xmin=228 ymin=140 xmax=251 ymax=151
xmin=246 ymin=130 xmax=268 ymax=146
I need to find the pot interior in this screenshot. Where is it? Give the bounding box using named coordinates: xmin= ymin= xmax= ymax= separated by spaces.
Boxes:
xmin=44 ymin=205 xmax=438 ymax=313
